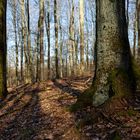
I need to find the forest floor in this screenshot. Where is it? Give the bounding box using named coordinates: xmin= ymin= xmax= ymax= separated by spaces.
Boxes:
xmin=0 ymin=76 xmax=140 ymax=140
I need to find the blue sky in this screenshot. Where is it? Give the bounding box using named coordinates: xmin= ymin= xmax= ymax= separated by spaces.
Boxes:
xmin=6 ymin=0 xmax=137 ymax=67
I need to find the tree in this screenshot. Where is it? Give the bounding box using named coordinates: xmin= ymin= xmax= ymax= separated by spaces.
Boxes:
xmin=20 ymin=0 xmax=29 ymax=83
xmin=90 ymin=0 xmax=135 ymax=106
xmin=126 ymin=0 xmax=129 ymax=27
xmin=45 ymin=0 xmax=51 ymax=79
xmin=54 ymin=0 xmax=59 ymax=79
xmin=11 ymin=0 xmax=19 ymax=85
xmin=39 ymin=0 xmax=44 ymax=81
xmin=59 ymin=19 xmax=63 ymax=78
xmin=133 ymin=0 xmax=137 ymax=58
xmin=79 ymin=0 xmax=84 ymax=75
xmin=137 ymin=0 xmax=140 ymax=62
xmin=69 ymin=0 xmax=75 ymax=76
xmin=27 ymin=0 xmax=35 ymax=82
xmin=0 ymin=0 xmax=7 ymax=98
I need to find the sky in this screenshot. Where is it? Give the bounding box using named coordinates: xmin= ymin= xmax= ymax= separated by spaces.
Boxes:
xmin=6 ymin=0 xmax=137 ymax=67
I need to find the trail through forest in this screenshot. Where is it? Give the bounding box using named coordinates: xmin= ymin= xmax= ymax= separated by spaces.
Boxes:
xmin=0 ymin=76 xmax=140 ymax=140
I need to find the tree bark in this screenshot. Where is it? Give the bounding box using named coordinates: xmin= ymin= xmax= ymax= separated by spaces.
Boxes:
xmin=91 ymin=0 xmax=135 ymax=107
xmin=79 ymin=0 xmax=84 ymax=75
xmin=12 ymin=0 xmax=19 ymax=85
xmin=39 ymin=0 xmax=44 ymax=81
xmin=45 ymin=0 xmax=51 ymax=79
xmin=126 ymin=0 xmax=129 ymax=27
xmin=27 ymin=0 xmax=35 ymax=82
xmin=20 ymin=0 xmax=29 ymax=83
xmin=137 ymin=0 xmax=140 ymax=63
xmin=59 ymin=20 xmax=63 ymax=78
xmin=69 ymin=0 xmax=75 ymax=76
xmin=0 ymin=0 xmax=7 ymax=98
xmin=54 ymin=0 xmax=59 ymax=79
xmin=133 ymin=1 xmax=137 ymax=58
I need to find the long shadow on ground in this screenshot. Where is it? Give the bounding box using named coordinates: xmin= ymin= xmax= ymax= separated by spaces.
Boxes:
xmin=0 ymin=82 xmax=81 ymax=140
xmin=53 ymin=80 xmax=81 ymax=97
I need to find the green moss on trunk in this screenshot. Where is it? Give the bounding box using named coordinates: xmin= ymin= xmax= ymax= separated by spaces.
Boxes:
xmin=108 ymin=68 xmax=134 ymax=97
xmin=71 ymin=68 xmax=135 ymax=111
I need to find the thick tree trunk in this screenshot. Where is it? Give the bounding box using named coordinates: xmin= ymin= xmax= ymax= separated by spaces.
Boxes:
xmin=91 ymin=0 xmax=135 ymax=107
xmin=0 ymin=0 xmax=7 ymax=98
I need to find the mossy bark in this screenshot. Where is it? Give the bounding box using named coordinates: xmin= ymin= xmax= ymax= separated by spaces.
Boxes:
xmin=91 ymin=0 xmax=136 ymax=107
xmin=0 ymin=0 xmax=7 ymax=99
xmin=137 ymin=0 xmax=140 ymax=63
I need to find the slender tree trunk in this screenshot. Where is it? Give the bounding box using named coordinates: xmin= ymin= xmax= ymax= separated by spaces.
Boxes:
xmin=85 ymin=7 xmax=89 ymax=70
xmin=54 ymin=0 xmax=59 ymax=79
xmin=126 ymin=0 xmax=129 ymax=27
xmin=69 ymin=0 xmax=75 ymax=76
xmin=0 ymin=0 xmax=7 ymax=98
xmin=59 ymin=21 xmax=63 ymax=78
xmin=75 ymin=35 xmax=79 ymax=75
xmin=36 ymin=19 xmax=40 ymax=82
xmin=13 ymin=0 xmax=19 ymax=85
xmin=39 ymin=0 xmax=44 ymax=81
xmin=90 ymin=0 xmax=135 ymax=107
xmin=20 ymin=0 xmax=29 ymax=83
xmin=133 ymin=2 xmax=137 ymax=58
xmin=79 ymin=0 xmax=84 ymax=75
xmin=86 ymin=42 xmax=89 ymax=70
xmin=27 ymin=0 xmax=35 ymax=82
xmin=45 ymin=0 xmax=51 ymax=79
xmin=137 ymin=0 xmax=140 ymax=62
xmin=20 ymin=30 xmax=24 ymax=83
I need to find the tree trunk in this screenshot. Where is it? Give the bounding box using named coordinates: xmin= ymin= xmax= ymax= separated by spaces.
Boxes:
xmin=133 ymin=2 xmax=137 ymax=58
xmin=20 ymin=0 xmax=29 ymax=83
xmin=12 ymin=0 xmax=19 ymax=85
xmin=39 ymin=0 xmax=44 ymax=81
xmin=27 ymin=0 xmax=35 ymax=82
xmin=79 ymin=0 xmax=84 ymax=75
xmin=85 ymin=7 xmax=89 ymax=71
xmin=69 ymin=0 xmax=75 ymax=76
xmin=59 ymin=21 xmax=63 ymax=78
xmin=36 ymin=19 xmax=40 ymax=82
xmin=45 ymin=0 xmax=51 ymax=79
xmin=91 ymin=0 xmax=135 ymax=107
xmin=0 ymin=0 xmax=7 ymax=98
xmin=126 ymin=0 xmax=129 ymax=27
xmin=75 ymin=35 xmax=79 ymax=75
xmin=54 ymin=0 xmax=59 ymax=79
xmin=20 ymin=31 xmax=24 ymax=83
xmin=137 ymin=0 xmax=140 ymax=62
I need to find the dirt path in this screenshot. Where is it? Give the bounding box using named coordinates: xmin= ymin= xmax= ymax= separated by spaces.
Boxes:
xmin=0 ymin=77 xmax=91 ymax=140
xmin=0 ymin=77 xmax=140 ymax=140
